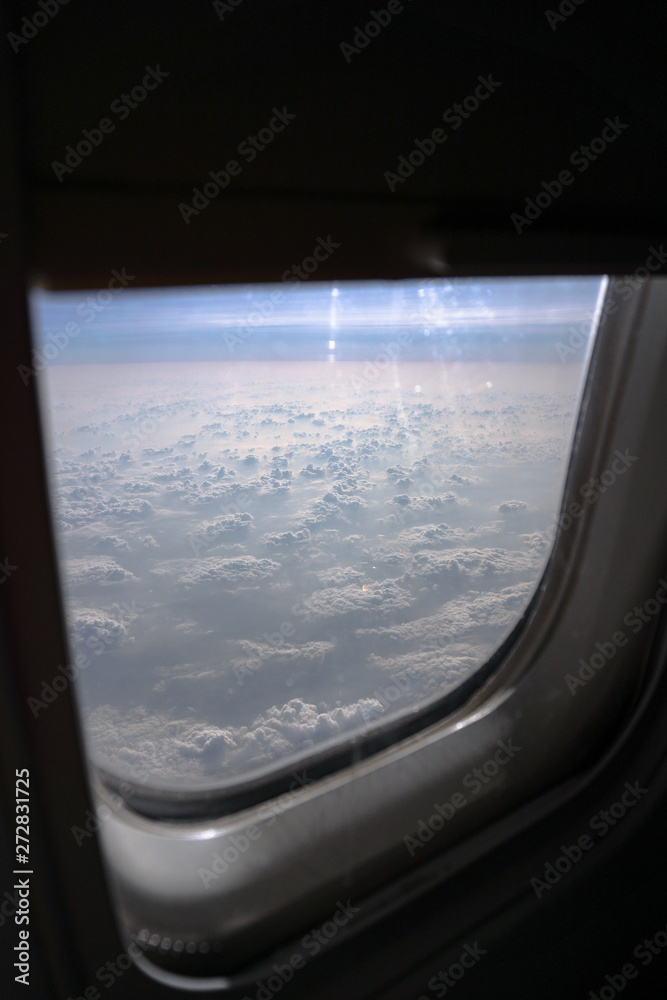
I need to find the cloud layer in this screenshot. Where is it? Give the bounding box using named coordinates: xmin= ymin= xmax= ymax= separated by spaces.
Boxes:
xmin=40 ymin=356 xmax=582 ymax=787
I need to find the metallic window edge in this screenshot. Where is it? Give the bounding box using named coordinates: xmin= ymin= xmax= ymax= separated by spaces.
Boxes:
xmin=129 ymin=604 xmax=667 ymax=994
xmin=96 ymin=278 xmax=667 ymax=982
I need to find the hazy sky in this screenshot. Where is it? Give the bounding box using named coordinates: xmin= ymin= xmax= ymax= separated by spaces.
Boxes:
xmin=32 ymin=277 xmax=605 ymax=363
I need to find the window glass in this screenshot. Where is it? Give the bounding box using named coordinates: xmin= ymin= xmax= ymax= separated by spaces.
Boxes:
xmin=31 ymin=277 xmax=605 ymax=792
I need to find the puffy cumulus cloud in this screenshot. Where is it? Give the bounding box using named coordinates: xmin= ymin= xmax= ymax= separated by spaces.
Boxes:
xmin=191 ymin=512 xmax=253 ymax=546
xmin=140 ymin=535 xmax=159 ymax=548
xmin=386 ymin=465 xmax=412 ymax=482
xmin=498 ymin=500 xmax=528 ymax=512
xmin=293 ymin=490 xmax=368 ymax=532
xmin=66 ymin=557 xmax=137 ymax=587
xmin=153 ymin=468 xmax=193 ymax=483
xmin=386 ymin=493 xmax=468 ymax=515
xmin=121 ymin=481 xmax=158 ymax=494
xmin=365 ymin=647 xmax=483 ymax=696
xmin=403 ymin=547 xmax=539 ymax=585
xmin=85 ymin=706 xmax=234 ymax=779
xmin=63 ymin=484 xmax=102 ymax=502
xmin=356 ymin=583 xmax=535 ymax=647
xmin=172 ymin=727 xmax=236 ymax=763
xmin=299 ymin=464 xmax=326 ymax=478
xmin=245 ymin=698 xmax=378 ymax=752
xmin=246 ymin=473 xmax=293 ymax=497
xmin=86 ymin=697 xmax=395 ymax=781
xmin=178 ymin=555 xmax=281 ymax=588
xmin=184 ymin=481 xmax=250 ymax=507
xmin=297 ymin=500 xmax=347 ymax=529
xmin=397 ymin=522 xmax=467 ymax=550
xmin=520 ymin=531 xmax=552 ymax=554
xmin=71 ymin=608 xmax=128 ymax=649
xmin=301 ymin=578 xmax=415 ymax=623
xmin=320 ymin=491 xmax=367 ymax=512
xmin=261 ymin=528 xmax=311 ymax=549
xmin=56 ymin=491 xmax=155 ymax=527
xmin=267 ymin=469 xmax=293 ymax=483
xmin=329 ymin=474 xmax=370 ymax=495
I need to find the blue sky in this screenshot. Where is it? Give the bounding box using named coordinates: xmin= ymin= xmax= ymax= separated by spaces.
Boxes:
xmin=31 ymin=277 xmax=605 ymax=363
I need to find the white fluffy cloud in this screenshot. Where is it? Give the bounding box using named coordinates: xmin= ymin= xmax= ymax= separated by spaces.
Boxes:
xmin=403 ymin=547 xmax=539 ymax=584
xmin=300 ymin=578 xmax=416 ymax=623
xmin=175 ymin=556 xmax=281 ymax=587
xmin=87 ymin=696 xmax=403 ymax=780
xmin=66 ymin=558 xmax=137 ymax=587
xmin=71 ymin=608 xmax=127 ymax=648
xmin=41 ymin=354 xmax=578 ymax=787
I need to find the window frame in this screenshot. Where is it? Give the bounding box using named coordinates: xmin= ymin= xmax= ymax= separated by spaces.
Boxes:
xmin=9 ymin=273 xmax=663 ymax=993
xmin=4 ymin=243 xmax=667 ymax=996
xmin=2 ymin=0 xmax=667 ymax=992
xmin=93 ymin=275 xmax=667 ymax=988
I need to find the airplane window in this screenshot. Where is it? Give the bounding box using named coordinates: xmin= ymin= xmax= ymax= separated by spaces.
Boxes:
xmin=28 ymin=276 xmax=605 ymax=798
